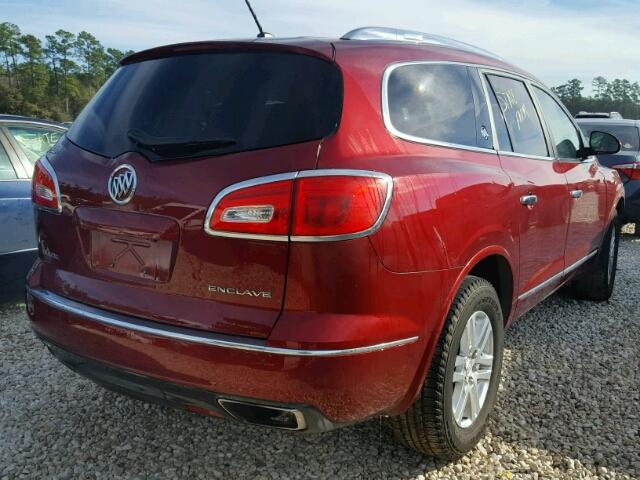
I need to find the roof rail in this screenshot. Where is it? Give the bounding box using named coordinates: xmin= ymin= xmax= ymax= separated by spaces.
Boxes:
xmin=341 ymin=27 xmax=503 ymax=61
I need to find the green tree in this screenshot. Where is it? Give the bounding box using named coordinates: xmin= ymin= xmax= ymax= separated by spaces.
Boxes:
xmin=19 ymin=34 xmax=47 ymax=93
xmin=0 ymin=22 xmax=23 ymax=86
xmin=592 ymin=76 xmax=608 ymax=99
xmin=76 ymin=31 xmax=106 ymax=85
xmin=104 ymin=47 xmax=132 ymax=76
xmin=49 ymin=30 xmax=78 ymax=113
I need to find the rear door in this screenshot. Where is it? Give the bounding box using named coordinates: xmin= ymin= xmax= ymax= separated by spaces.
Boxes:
xmin=531 ymin=86 xmax=606 ymax=267
xmin=38 ymin=47 xmax=342 ymax=339
xmin=483 ymin=72 xmax=570 ymax=310
xmin=0 ymin=129 xmax=36 ymax=288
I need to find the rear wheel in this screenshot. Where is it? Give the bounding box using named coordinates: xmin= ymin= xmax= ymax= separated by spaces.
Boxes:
xmin=388 ymin=276 xmax=504 ymax=459
xmin=567 ymin=216 xmax=620 ymax=301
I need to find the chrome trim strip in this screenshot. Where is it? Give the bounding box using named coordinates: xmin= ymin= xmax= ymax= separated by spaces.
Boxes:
xmin=497 ymin=150 xmax=555 ymax=162
xmin=217 ymin=399 xmax=307 ymax=431
xmin=0 ymin=197 xmax=31 ymax=201
xmin=0 ymin=247 xmax=37 ymax=256
xmin=1 ymin=120 xmax=67 ymax=131
xmin=518 ymin=250 xmax=598 ymax=301
xmin=203 ymin=169 xmax=394 ymax=243
xmin=28 ymin=287 xmax=419 ymax=356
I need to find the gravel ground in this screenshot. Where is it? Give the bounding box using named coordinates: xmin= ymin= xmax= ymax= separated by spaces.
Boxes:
xmin=1 ymin=236 xmax=639 ymax=480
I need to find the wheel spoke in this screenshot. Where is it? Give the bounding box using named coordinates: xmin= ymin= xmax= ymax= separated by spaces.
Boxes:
xmin=475 ymin=317 xmax=492 ymax=353
xmin=460 ymin=320 xmax=474 ymax=355
xmin=474 ymin=369 xmax=492 ymax=381
xmin=453 ymin=385 xmax=469 ymax=424
xmin=476 ymin=353 xmax=493 ymax=366
xmin=452 ymin=371 xmax=465 ymax=383
xmin=455 ymin=355 xmax=466 ymax=368
xmin=468 ymin=382 xmax=481 ymax=419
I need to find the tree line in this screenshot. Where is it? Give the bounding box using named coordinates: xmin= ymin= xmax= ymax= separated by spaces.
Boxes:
xmin=551 ymin=78 xmax=640 ymax=119
xmin=0 ymin=22 xmax=133 ymax=121
xmin=1 ymin=22 xmax=639 ymax=122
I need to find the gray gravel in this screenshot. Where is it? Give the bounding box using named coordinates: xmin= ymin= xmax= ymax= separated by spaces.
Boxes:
xmin=2 ymin=236 xmax=639 ymax=480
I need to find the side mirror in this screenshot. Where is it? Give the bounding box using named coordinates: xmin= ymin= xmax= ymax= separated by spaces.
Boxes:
xmin=589 ymin=131 xmax=621 ymax=155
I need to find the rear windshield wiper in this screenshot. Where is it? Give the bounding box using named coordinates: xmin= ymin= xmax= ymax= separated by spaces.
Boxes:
xmin=127 ymin=129 xmax=236 ymax=158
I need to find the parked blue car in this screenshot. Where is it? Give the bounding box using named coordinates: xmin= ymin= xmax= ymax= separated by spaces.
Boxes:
xmin=577 ymin=118 xmax=640 ymax=229
xmin=0 ymin=115 xmax=67 ymax=300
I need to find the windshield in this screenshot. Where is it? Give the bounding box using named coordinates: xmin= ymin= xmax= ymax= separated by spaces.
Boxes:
xmin=67 ymin=51 xmax=342 ymax=160
xmin=579 ymin=124 xmax=640 ymax=152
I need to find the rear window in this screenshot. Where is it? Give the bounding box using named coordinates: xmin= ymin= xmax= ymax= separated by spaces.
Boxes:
xmin=68 ymin=52 xmax=342 ymax=160
xmin=579 ymin=124 xmax=639 ymax=152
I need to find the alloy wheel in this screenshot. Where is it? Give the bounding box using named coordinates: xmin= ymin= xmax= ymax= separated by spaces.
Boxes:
xmin=451 ymin=311 xmax=494 ymax=428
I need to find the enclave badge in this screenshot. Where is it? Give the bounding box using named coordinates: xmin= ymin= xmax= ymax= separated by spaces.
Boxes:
xmin=108 ymin=164 xmax=137 ymax=205
xmin=208 ymin=285 xmax=273 ymax=299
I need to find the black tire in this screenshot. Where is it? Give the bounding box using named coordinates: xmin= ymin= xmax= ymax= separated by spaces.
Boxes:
xmin=567 ymin=216 xmax=620 ymax=301
xmin=388 ymin=276 xmax=504 ymax=459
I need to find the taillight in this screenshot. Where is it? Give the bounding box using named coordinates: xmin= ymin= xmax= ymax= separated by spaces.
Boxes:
xmin=32 ymin=157 xmax=61 ymax=213
xmin=611 ymin=163 xmax=640 ymax=181
xmin=204 ymin=170 xmax=392 ymax=241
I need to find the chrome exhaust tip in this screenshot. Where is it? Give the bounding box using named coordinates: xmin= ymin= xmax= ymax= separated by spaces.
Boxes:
xmin=217 ymin=398 xmax=307 ymax=431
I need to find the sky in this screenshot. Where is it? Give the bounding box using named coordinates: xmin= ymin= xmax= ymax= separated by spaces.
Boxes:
xmin=2 ymin=0 xmax=639 ymax=93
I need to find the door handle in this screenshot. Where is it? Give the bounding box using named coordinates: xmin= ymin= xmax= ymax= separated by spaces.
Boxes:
xmin=570 ymin=189 xmax=583 ymax=199
xmin=520 ymin=194 xmax=538 ymax=206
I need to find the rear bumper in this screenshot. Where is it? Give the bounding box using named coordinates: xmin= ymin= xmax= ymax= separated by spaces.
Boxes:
xmin=26 ymin=287 xmax=424 ymax=425
xmin=41 ymin=338 xmax=338 ymax=432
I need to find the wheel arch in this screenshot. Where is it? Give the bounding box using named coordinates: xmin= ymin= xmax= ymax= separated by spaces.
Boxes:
xmin=447 ymin=247 xmax=516 ymax=327
xmin=393 ymin=246 xmax=516 ymax=416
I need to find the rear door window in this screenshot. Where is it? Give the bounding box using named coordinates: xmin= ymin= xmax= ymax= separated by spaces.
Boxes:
xmin=532 ymin=86 xmax=582 ymax=160
xmin=6 ymin=125 xmax=64 ymax=168
xmin=68 ymin=52 xmax=342 ymax=160
xmin=486 ymin=74 xmax=549 ymax=157
xmin=385 ymin=63 xmax=479 ymax=148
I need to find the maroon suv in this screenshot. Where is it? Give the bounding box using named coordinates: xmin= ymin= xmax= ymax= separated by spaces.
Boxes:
xmin=27 ymin=27 xmax=623 ymax=458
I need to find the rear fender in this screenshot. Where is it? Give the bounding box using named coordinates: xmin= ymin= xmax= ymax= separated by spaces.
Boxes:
xmin=392 ymin=245 xmax=516 ymax=415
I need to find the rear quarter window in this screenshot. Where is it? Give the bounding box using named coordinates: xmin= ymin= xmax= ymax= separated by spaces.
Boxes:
xmin=384 ymin=63 xmax=480 ymax=149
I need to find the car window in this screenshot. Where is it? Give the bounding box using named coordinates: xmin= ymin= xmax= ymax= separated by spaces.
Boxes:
xmin=68 ymin=52 xmax=342 ymax=160
xmin=468 ymin=68 xmax=494 ymax=150
xmin=533 ymin=86 xmax=582 ymax=159
xmin=386 ymin=64 xmax=478 ymax=148
xmin=6 ymin=125 xmax=64 ymax=167
xmin=579 ymin=124 xmax=640 ymax=152
xmin=486 ymin=74 xmax=549 ymax=157
xmin=485 ymin=83 xmax=513 ymax=152
xmin=0 ymin=141 xmax=17 ymax=180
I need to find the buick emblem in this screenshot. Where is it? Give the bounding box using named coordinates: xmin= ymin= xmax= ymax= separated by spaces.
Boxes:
xmin=108 ymin=164 xmax=137 ymax=205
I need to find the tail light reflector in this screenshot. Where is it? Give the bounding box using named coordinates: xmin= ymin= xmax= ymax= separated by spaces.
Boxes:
xmin=32 ymin=158 xmax=61 ymax=213
xmin=204 ymin=170 xmax=392 ymax=241
xmin=612 ymin=163 xmax=640 ymax=181
xmin=291 ymin=175 xmax=388 ymax=238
